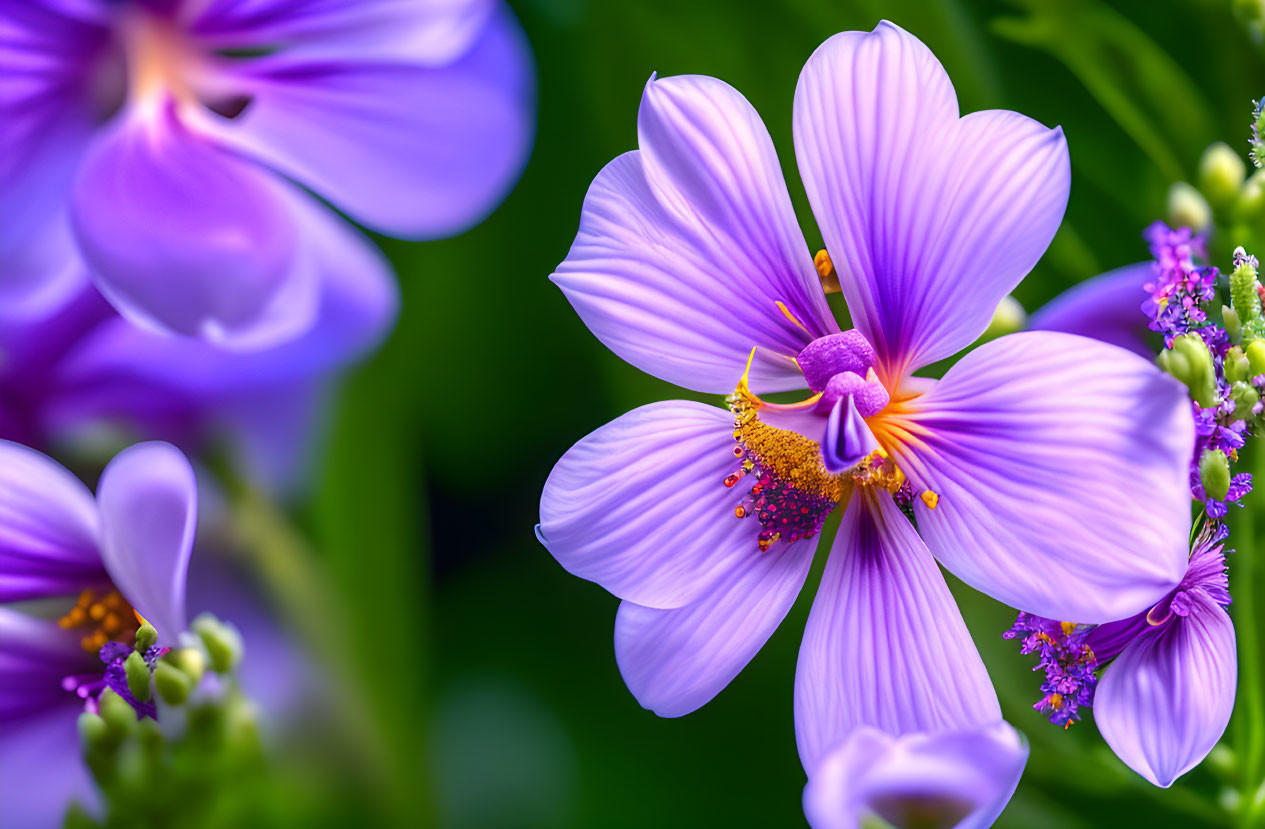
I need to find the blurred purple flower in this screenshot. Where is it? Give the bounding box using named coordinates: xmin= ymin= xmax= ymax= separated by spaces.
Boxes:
xmin=802 ymin=723 xmax=1028 ymax=829
xmin=537 ymin=19 xmax=1193 ymax=816
xmin=1 ymin=0 xmax=533 ymax=346
xmin=0 ymin=439 xmax=310 ymax=827
xmin=0 ymin=221 xmax=397 ymax=490
xmin=1008 ymin=524 xmax=1236 ymax=787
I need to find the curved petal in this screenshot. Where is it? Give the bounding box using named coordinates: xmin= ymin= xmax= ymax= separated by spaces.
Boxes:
xmin=1029 ymin=263 xmax=1154 ymax=358
xmin=893 ymin=331 xmax=1192 ymax=623
xmin=614 ymin=534 xmax=815 ymax=717
xmin=1095 ymin=595 xmax=1236 ymax=787
xmin=58 ymin=187 xmax=398 ymax=396
xmin=0 ymin=440 xmax=104 ymax=602
xmin=553 ymin=73 xmax=837 ymax=396
xmin=70 ymin=107 xmax=319 ymax=348
xmin=794 ymin=491 xmax=1000 ymax=772
xmin=206 ymin=4 xmax=533 ymax=240
xmin=793 ymin=21 xmax=1069 ymax=381
xmin=538 ymin=401 xmax=765 ymax=610
xmin=96 ymin=442 xmax=197 ymax=644
xmin=188 ymin=0 xmax=496 ymax=65
xmin=803 ymin=722 xmax=1027 ymax=829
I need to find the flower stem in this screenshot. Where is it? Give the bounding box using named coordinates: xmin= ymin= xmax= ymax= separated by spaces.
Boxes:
xmin=1233 ymin=441 xmax=1265 ymax=826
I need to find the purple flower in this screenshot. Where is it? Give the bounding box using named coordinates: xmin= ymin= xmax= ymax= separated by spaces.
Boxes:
xmin=1007 ymin=525 xmax=1236 ymax=787
xmin=0 ymin=228 xmax=397 ymax=489
xmin=537 ymin=19 xmax=1193 ymax=814
xmin=0 ymin=440 xmax=191 ymax=825
xmin=803 ymin=724 xmax=1028 ymax=829
xmin=1 ymin=0 xmax=533 ymax=345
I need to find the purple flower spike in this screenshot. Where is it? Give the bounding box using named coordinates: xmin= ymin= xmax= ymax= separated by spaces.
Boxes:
xmin=541 ymin=21 xmax=1193 ymax=823
xmin=0 ymin=0 xmax=533 ymax=345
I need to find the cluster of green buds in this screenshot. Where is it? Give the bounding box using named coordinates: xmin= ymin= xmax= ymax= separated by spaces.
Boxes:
xmin=1168 ymin=105 xmax=1265 ymax=260
xmin=71 ymin=614 xmax=260 ymax=829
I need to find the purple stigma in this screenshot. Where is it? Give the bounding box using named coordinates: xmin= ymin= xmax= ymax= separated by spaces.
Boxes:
xmin=797 ymin=331 xmax=876 ymax=392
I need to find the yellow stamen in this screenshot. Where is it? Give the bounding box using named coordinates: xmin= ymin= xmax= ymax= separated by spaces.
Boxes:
xmin=920 ymin=490 xmax=939 ymax=510
xmin=776 ymin=301 xmax=811 ymax=335
xmin=1061 ymin=621 xmax=1077 ymax=636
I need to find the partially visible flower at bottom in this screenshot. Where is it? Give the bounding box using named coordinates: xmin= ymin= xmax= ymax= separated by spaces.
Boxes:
xmin=803 ymin=723 xmax=1028 ymax=829
xmin=1006 ymin=523 xmax=1237 ymax=787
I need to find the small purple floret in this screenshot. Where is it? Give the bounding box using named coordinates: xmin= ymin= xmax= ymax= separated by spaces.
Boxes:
xmin=1003 ymin=613 xmax=1098 ymax=728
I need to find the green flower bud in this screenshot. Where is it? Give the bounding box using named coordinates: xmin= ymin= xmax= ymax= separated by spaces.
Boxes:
xmin=1167 ymin=181 xmax=1212 ymax=231
xmin=77 ymin=711 xmax=109 ymax=752
xmin=134 ymin=623 xmax=158 ymax=653
xmin=1248 ymin=339 xmax=1265 ymax=376
xmin=1200 ymin=449 xmax=1232 ymax=501
xmin=1162 ymin=333 xmax=1220 ymax=407
xmin=1225 ymin=305 xmax=1244 ymax=344
xmin=154 ymin=661 xmax=194 ymax=706
xmin=1226 ymin=346 xmax=1251 ymax=382
xmin=1236 ymin=170 xmax=1265 ymax=221
xmin=165 ymin=647 xmax=205 ymax=685
xmin=98 ymin=688 xmax=137 ymax=736
xmin=193 ymin=613 xmax=243 ymax=674
xmin=1199 ymin=142 xmax=1248 ymax=212
xmin=984 ymin=295 xmax=1026 ymax=340
xmin=124 ymin=650 xmax=151 ymax=703
xmin=1232 ymin=380 xmax=1260 ymax=419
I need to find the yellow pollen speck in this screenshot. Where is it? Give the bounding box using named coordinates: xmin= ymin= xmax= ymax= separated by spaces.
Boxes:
xmin=814 ymin=249 xmax=841 ymax=294
xmin=920 ymin=490 xmax=939 ymax=509
xmin=1049 ymin=693 xmax=1064 ymax=709
xmin=1061 ymin=621 xmax=1077 ymax=636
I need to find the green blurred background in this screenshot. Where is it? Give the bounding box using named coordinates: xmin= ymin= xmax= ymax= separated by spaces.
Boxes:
xmin=290 ymin=0 xmax=1265 ymax=826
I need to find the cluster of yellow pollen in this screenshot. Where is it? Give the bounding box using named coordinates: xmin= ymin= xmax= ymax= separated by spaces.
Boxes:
xmin=58 ymin=588 xmax=142 ymax=653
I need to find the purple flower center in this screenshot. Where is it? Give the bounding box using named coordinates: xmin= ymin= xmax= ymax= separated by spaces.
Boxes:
xmin=721 ymin=331 xmax=916 ymax=551
xmin=81 ymin=3 xmax=254 ymax=128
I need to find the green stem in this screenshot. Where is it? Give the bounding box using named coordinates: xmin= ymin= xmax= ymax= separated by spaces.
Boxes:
xmin=1234 ymin=442 xmax=1265 ymax=827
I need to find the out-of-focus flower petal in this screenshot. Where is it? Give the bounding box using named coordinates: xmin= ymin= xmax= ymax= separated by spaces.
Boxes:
xmin=188 ymin=0 xmax=496 ymax=65
xmin=0 ymin=706 xmax=94 ymax=829
xmin=538 ymin=401 xmax=762 ymax=610
xmin=58 ymin=188 xmax=398 ymax=395
xmin=613 ymin=533 xmax=815 ymax=717
xmin=70 ymin=107 xmax=318 ymax=348
xmin=553 ymin=74 xmax=837 ymax=395
xmin=208 ymin=4 xmax=534 ymax=240
xmin=793 ymin=21 xmax=1069 ymax=382
xmin=1095 ymin=594 xmax=1236 ymax=787
xmin=0 ymin=2 xmax=103 ymax=318
xmin=1028 ymin=263 xmax=1154 ymax=358
xmin=0 ymin=440 xmax=104 ymax=602
xmin=794 ymin=491 xmax=1000 ymax=772
xmin=803 ymin=722 xmax=1027 ymax=829
xmin=895 ymin=331 xmax=1192 ymax=623
xmin=0 ymin=608 xmax=90 ymax=724
xmin=96 ymin=442 xmax=196 ymax=644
